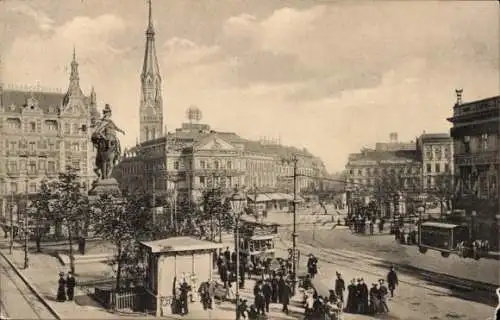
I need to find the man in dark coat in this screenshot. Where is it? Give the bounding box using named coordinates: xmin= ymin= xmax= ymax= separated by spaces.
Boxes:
xmin=279 ymin=281 xmax=291 ymax=314
xmin=387 ymin=265 xmax=399 ymax=297
xmin=334 ymin=272 xmax=345 ymax=303
xmin=262 ymin=280 xmax=273 ymax=313
xmin=66 ymin=272 xmax=76 ymax=301
xmin=378 ymin=279 xmax=389 ymax=313
xmin=271 ymin=274 xmax=279 ymax=303
xmin=224 ymin=247 xmax=231 ymax=262
xmin=307 ymin=254 xmax=318 ymax=279
xmin=345 ymin=279 xmax=357 ymax=313
xmin=357 ymin=278 xmax=369 ymax=314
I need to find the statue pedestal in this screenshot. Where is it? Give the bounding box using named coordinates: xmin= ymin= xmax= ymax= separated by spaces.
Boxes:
xmin=88 ymin=178 xmax=122 ymax=197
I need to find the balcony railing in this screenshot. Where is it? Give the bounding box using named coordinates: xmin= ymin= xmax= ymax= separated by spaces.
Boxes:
xmin=454 ymin=151 xmax=498 ymax=166
xmin=192 ymin=169 xmax=245 ymax=176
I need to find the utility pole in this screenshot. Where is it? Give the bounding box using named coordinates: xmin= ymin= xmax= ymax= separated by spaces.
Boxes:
xmin=253 ymin=184 xmax=258 ymax=219
xmin=23 ymin=179 xmax=29 ymax=269
xmin=9 ymin=191 xmax=14 ymax=255
xmin=291 ymin=155 xmax=298 ymax=294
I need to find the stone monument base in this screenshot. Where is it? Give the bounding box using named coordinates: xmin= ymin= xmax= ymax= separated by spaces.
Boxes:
xmin=88 ymin=178 xmax=122 ymax=197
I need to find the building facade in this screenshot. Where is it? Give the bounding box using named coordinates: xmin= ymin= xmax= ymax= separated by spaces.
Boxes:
xmin=447 ymin=91 xmax=499 ymax=246
xmin=116 ymin=116 xmax=327 ymax=204
xmin=416 ymin=133 xmax=454 ymax=191
xmin=0 ymin=51 xmax=98 ymax=219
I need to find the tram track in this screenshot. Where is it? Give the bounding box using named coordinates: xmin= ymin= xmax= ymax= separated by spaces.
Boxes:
xmin=277 ymin=235 xmax=498 ymax=306
xmin=0 ymin=253 xmax=59 ymax=320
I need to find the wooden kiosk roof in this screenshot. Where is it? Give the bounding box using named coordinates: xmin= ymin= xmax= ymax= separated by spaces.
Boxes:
xmin=139 ymin=236 xmax=224 ymax=254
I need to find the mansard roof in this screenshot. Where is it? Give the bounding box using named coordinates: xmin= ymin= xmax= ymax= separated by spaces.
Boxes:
xmin=1 ymin=89 xmax=90 ymax=115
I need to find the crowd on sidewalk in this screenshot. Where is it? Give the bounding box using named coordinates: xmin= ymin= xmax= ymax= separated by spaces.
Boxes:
xmin=300 ymin=254 xmax=400 ymax=319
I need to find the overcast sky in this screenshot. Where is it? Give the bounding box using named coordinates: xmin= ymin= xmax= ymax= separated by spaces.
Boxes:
xmin=1 ymin=0 xmax=498 ymax=172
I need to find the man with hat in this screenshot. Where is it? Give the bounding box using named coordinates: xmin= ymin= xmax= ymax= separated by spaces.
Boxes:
xmin=369 ymin=282 xmax=380 ymax=314
xmin=378 ymin=279 xmax=389 ymax=313
xmin=345 ymin=278 xmax=357 ymax=313
xmin=56 ymin=272 xmax=67 ymax=302
xmin=334 ymin=271 xmax=345 ymax=304
xmin=307 ymin=254 xmax=318 ymax=279
xmin=66 ymin=271 xmax=76 ymax=301
xmin=357 ymin=278 xmax=369 ymax=314
xmin=387 ymin=265 xmax=399 ymax=297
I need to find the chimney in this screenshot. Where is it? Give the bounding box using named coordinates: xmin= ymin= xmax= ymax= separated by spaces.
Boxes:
xmin=389 ymin=132 xmax=398 ymax=143
xmin=455 ymin=88 xmax=463 ymax=105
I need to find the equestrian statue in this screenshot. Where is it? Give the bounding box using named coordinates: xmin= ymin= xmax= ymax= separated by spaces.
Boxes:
xmin=90 ymin=104 xmax=125 ymax=182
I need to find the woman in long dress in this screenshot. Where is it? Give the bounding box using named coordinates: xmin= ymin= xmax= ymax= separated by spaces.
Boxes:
xmin=56 ymin=272 xmax=67 ymax=302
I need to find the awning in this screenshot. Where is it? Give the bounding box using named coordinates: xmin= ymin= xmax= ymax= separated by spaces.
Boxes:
xmin=247 ymin=194 xmax=272 ymax=202
xmin=250 ymin=234 xmax=275 ymax=241
xmin=421 ymin=221 xmax=460 ymax=229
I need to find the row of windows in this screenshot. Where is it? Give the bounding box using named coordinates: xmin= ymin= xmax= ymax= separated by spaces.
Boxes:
xmin=348 ymin=178 xmax=421 ymax=188
xmin=349 ymin=166 xmax=420 ymax=176
xmin=424 ymin=145 xmax=452 ymax=161
xmin=425 ymin=163 xmax=450 ymax=174
xmin=0 ymin=180 xmax=89 ymax=195
xmin=4 ymin=140 xmax=87 ymax=153
xmin=6 ymin=160 xmax=58 ymax=173
xmin=455 ymin=133 xmax=498 ymax=154
xmin=4 ymin=118 xmax=86 ymax=135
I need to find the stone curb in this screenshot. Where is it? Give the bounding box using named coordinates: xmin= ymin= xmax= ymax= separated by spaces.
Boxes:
xmin=0 ymin=250 xmax=62 ymax=320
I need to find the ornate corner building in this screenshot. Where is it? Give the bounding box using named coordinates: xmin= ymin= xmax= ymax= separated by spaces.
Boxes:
xmin=447 ymin=92 xmax=499 ymax=246
xmin=0 ymin=50 xmax=99 ymax=219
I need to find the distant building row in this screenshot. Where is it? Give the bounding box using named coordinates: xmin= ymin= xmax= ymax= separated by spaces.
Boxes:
xmin=345 ymin=131 xmax=454 ymax=194
xmin=115 ymin=117 xmax=329 ymax=203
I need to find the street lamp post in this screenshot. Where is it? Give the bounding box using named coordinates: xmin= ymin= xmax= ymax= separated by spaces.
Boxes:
xmin=9 ymin=191 xmax=14 ymax=255
xmin=229 ymin=186 xmax=246 ymax=320
xmin=23 ymin=179 xmax=29 ymax=269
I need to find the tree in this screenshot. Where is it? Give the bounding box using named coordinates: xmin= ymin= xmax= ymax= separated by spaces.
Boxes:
xmin=28 ymin=179 xmax=53 ymax=252
xmin=433 ymin=173 xmax=454 ymax=216
xmin=201 ymin=187 xmax=231 ymax=241
xmin=50 ymin=166 xmax=89 ymax=274
xmin=91 ymin=193 xmax=151 ymax=291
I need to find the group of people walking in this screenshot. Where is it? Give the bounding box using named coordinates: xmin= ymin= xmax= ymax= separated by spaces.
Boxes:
xmin=344 ymin=266 xmax=398 ymax=316
xmin=56 ymin=271 xmax=77 ymax=302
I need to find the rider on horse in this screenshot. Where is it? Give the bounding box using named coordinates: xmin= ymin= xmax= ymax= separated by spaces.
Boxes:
xmin=90 ymin=104 xmax=125 ymax=179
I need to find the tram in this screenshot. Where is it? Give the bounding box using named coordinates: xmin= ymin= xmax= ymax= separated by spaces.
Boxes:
xmin=238 ymin=217 xmax=279 ymax=272
xmin=418 ymin=221 xmax=467 ymax=257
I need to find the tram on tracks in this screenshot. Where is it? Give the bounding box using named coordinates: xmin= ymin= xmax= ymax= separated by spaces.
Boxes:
xmin=239 ymin=217 xmax=278 ymax=262
xmin=418 ymin=221 xmax=488 ymax=260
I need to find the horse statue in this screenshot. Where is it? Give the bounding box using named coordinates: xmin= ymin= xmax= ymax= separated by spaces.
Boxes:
xmin=90 ymin=104 xmax=125 ymax=181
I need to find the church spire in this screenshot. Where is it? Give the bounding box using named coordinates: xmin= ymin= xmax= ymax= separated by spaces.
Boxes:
xmin=63 ymin=46 xmax=83 ymax=105
xmin=139 ymin=0 xmax=163 ymax=143
xmin=70 ymin=45 xmax=80 ymax=86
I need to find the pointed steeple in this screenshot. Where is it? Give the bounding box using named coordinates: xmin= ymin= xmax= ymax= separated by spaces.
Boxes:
xmin=63 ymin=46 xmax=83 ymax=105
xmin=70 ymin=45 xmax=79 ymax=85
xmin=141 ymin=0 xmax=161 ymax=80
xmin=90 ymin=86 xmax=96 ymax=105
xmin=139 ymin=0 xmax=163 ymax=143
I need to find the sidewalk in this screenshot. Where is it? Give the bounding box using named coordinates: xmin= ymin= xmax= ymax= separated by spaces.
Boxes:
xmin=0 ymin=248 xmax=139 ymax=319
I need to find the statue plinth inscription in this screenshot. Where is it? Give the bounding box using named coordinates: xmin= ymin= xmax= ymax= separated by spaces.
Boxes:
xmin=88 ymin=178 xmax=121 ymax=197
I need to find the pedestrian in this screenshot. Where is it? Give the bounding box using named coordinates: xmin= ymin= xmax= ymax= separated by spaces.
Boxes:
xmin=236 ymin=298 xmax=248 ymax=320
xmin=66 ymin=271 xmax=76 ymax=301
xmin=387 ymin=265 xmax=399 ymax=297
xmin=378 ymin=279 xmax=389 ymax=313
xmin=280 ymin=281 xmax=291 ymax=314
xmin=357 ymin=278 xmax=369 ymax=314
xmin=307 ymin=254 xmax=318 ymax=279
xmin=224 ymin=246 xmax=231 ymax=262
xmin=262 ymin=279 xmax=272 ymax=313
xmin=271 ymin=273 xmax=279 ymax=303
xmin=345 ymin=278 xmax=357 ymax=313
xmin=56 ymin=272 xmax=67 ymax=302
xmin=369 ymin=283 xmax=380 ymax=315
xmin=334 ymin=272 xmax=345 ymax=304
xmin=369 ymin=221 xmax=374 ymax=235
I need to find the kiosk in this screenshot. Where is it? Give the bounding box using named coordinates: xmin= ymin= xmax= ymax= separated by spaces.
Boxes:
xmin=139 ymin=236 xmax=223 ymax=317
